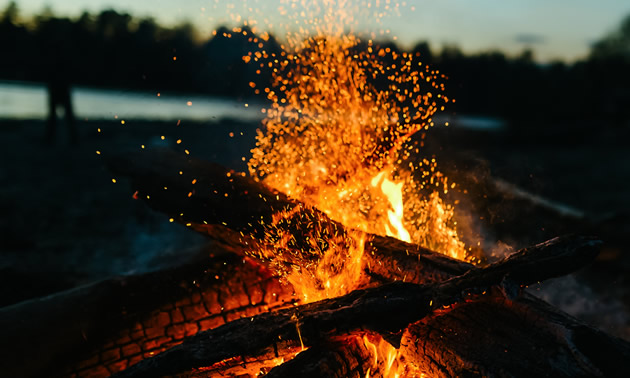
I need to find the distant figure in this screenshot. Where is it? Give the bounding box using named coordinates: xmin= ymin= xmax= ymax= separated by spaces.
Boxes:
xmin=45 ymin=78 xmax=77 ymax=144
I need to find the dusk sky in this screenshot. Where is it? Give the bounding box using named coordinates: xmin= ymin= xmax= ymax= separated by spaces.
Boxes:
xmin=5 ymin=0 xmax=630 ymax=62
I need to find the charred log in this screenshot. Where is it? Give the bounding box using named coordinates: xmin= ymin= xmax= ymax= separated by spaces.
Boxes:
xmin=107 ymin=149 xmax=630 ymax=377
xmin=0 ymin=141 xmax=482 ymax=378
xmin=106 ymin=148 xmax=473 ymax=283
xmin=112 ymin=236 xmax=607 ymax=377
xmin=264 ymin=336 xmax=374 ymax=378
xmin=400 ymin=294 xmax=630 ymax=378
xmin=106 ymin=148 xmax=295 ymax=236
xmin=0 ymin=245 xmax=296 ymax=378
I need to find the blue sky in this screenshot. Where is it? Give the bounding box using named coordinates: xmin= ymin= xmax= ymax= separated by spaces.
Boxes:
xmin=5 ymin=0 xmax=630 ymax=62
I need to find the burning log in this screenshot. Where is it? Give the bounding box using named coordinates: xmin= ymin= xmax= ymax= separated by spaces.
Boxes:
xmin=106 ymin=148 xmax=472 ymax=284
xmin=0 ymin=246 xmax=296 ymax=378
xmin=0 ymin=146 xmax=473 ymax=378
xmin=106 ymin=148 xmax=295 ymax=236
xmin=107 ymin=148 xmax=630 ymax=377
xmin=1 ymin=150 xmax=618 ymax=377
xmin=263 ymin=335 xmax=392 ymax=378
xmin=112 ymin=235 xmax=609 ymax=377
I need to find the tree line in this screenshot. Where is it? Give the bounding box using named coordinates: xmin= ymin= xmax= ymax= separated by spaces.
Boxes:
xmin=1 ymin=2 xmax=628 ymax=126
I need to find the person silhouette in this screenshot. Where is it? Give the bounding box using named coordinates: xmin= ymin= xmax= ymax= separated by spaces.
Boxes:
xmin=45 ymin=76 xmax=77 ymax=145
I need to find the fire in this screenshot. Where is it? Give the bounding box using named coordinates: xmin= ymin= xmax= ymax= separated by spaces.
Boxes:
xmin=363 ymin=335 xmax=401 ymax=378
xmin=254 ymin=205 xmax=368 ymax=303
xmin=229 ymin=0 xmax=470 ymax=375
xmin=361 ymin=334 xmax=425 ymax=378
xmin=371 ymin=170 xmax=411 ymax=242
xmin=246 ymin=0 xmax=467 ymax=288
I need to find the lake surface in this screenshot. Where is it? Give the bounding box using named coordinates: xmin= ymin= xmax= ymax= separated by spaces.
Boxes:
xmin=0 ymin=81 xmax=504 ymax=130
xmin=0 ymin=81 xmax=264 ymax=121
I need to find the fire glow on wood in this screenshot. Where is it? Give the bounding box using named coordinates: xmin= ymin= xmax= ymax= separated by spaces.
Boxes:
xmin=76 ymin=153 xmax=612 ymax=377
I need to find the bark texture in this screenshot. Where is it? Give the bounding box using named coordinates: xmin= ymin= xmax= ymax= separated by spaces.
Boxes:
xmin=0 ymin=245 xmax=295 ymax=378
xmin=401 ymin=294 xmax=630 ymax=377
xmin=264 ymin=336 xmax=376 ymax=378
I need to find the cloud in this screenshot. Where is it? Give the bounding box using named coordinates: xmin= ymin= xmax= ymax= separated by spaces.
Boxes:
xmin=514 ymin=33 xmax=547 ymax=45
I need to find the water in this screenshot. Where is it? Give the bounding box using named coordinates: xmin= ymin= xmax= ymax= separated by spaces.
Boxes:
xmin=0 ymin=81 xmax=265 ymax=121
xmin=0 ymin=81 xmax=504 ymax=131
xmin=434 ymin=114 xmax=505 ymax=131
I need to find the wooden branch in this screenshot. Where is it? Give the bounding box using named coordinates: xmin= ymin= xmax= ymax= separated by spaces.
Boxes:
xmin=106 ymin=148 xmax=473 ymax=283
xmin=112 ymin=236 xmax=602 ymax=377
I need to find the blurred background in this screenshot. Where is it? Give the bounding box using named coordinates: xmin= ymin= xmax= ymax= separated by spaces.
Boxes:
xmin=0 ymin=0 xmax=629 ymax=338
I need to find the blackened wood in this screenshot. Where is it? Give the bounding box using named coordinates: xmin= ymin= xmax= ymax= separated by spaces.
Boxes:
xmin=106 ymin=148 xmax=295 ymax=235
xmin=264 ymin=336 xmax=374 ymax=378
xmin=106 ymin=148 xmax=473 ymax=281
xmin=112 ymin=236 xmax=602 ymax=378
xmin=0 ymin=246 xmax=296 ymax=378
xmin=400 ymin=294 xmax=630 ymax=378
xmin=108 ymin=149 xmax=630 ymax=378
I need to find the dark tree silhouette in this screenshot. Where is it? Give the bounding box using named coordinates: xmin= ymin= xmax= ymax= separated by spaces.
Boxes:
xmin=0 ymin=3 xmax=628 ymax=128
xmin=591 ymin=14 xmax=630 ymax=61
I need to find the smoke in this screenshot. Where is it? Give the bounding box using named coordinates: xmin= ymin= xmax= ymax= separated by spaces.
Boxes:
xmin=529 ymin=275 xmax=630 ymax=341
xmin=124 ymin=218 xmax=206 ymax=273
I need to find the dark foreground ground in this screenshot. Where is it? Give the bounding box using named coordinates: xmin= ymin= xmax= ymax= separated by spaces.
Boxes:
xmin=0 ymin=118 xmax=258 ymax=306
xmin=0 ymin=117 xmax=629 ymax=339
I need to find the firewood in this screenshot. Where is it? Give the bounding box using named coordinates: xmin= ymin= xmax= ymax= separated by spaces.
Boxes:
xmin=112 ymin=235 xmax=606 ymax=377
xmin=106 ymin=148 xmax=294 ymax=236
xmin=263 ymin=333 xmax=424 ymax=378
xmin=401 ymin=294 xmax=630 ymax=377
xmin=0 ymin=246 xmax=296 ymax=378
xmin=107 ymin=149 xmax=630 ymax=377
xmin=0 ymin=140 xmax=479 ymax=378
xmin=263 ymin=336 xmax=380 ymax=378
xmin=106 ymin=148 xmax=473 ymax=283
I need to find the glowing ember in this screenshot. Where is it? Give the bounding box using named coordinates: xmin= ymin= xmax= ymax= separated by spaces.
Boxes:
xmin=254 ymin=205 xmax=368 ymax=303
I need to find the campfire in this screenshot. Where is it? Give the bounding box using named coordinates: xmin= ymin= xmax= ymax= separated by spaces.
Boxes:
xmin=6 ymin=1 xmax=628 ymax=377
xmin=90 ymin=150 xmax=613 ymax=378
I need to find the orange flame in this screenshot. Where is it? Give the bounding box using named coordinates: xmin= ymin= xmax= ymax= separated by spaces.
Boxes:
xmin=224 ymin=0 xmax=471 ymax=374
xmin=362 ymin=334 xmax=424 ymax=378
xmin=371 ymin=171 xmax=411 ymax=243
xmin=247 ymin=0 xmax=466 ymax=261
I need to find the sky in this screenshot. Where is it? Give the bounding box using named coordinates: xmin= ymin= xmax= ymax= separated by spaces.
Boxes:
xmin=4 ymin=0 xmax=630 ymax=62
